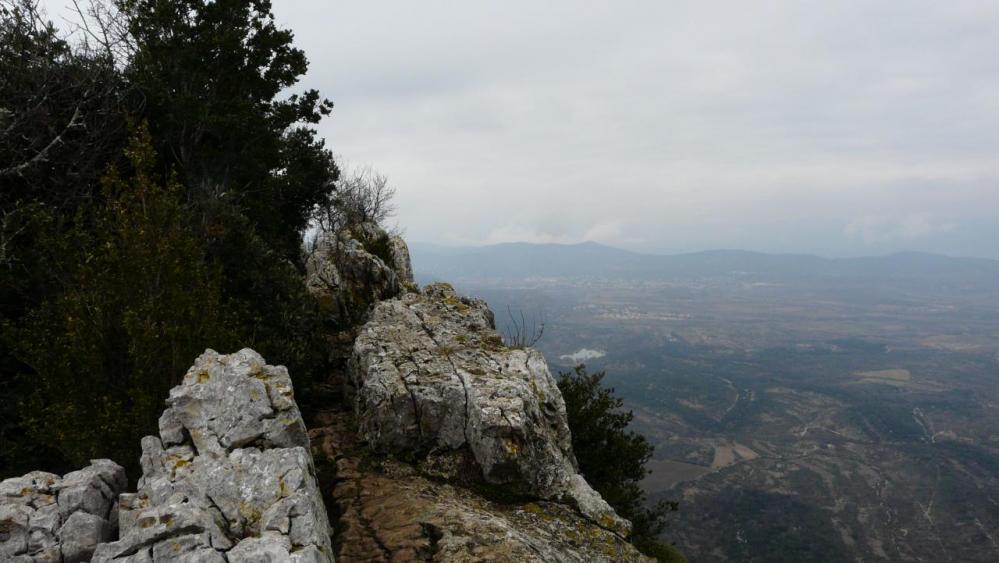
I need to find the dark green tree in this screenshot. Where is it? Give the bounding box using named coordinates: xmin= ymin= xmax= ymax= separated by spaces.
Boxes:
xmin=117 ymin=0 xmax=337 ymax=259
xmin=558 ymin=365 xmax=685 ymax=562
xmin=10 ymin=125 xmax=236 ymax=474
xmin=1 ymin=0 xmax=132 ymax=475
xmin=0 ymin=0 xmax=346 ymax=481
xmin=115 ymin=0 xmax=338 ymax=383
xmin=0 ymin=0 xmax=339 ymax=479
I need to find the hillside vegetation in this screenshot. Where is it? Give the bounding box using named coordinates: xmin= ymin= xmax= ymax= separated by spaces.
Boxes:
xmin=1 ymin=0 xmax=338 ymax=477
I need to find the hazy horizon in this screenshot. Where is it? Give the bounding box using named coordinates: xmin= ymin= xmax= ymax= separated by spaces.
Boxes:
xmin=408 ymin=238 xmax=999 ymax=262
xmin=39 ymin=1 xmax=999 ymax=258
xmin=284 ymin=1 xmax=999 ymax=260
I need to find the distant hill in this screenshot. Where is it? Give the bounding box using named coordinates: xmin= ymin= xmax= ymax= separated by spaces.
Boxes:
xmin=411 ymin=241 xmax=645 ymax=279
xmin=411 ymin=241 xmax=999 ymax=290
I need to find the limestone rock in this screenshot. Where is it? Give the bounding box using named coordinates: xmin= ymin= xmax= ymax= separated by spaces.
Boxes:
xmin=153 ymin=347 xmax=308 ymax=458
xmin=349 ymin=282 xmax=630 ymax=535
xmin=92 ymin=349 xmax=333 ymax=562
xmin=306 ymin=223 xmax=404 ymax=326
xmin=0 ymin=460 xmax=125 ymax=562
xmin=387 ymin=234 xmax=414 ymax=284
xmin=58 ymin=511 xmax=107 ymax=562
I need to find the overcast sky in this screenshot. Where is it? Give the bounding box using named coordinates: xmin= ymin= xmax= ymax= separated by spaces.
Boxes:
xmin=46 ymin=1 xmax=999 ymax=257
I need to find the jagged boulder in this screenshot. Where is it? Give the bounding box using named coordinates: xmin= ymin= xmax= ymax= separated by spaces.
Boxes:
xmin=306 ymin=222 xmax=413 ymax=327
xmin=349 ymin=283 xmax=630 ymax=535
xmin=92 ymin=349 xmax=333 ymax=562
xmin=0 ymin=460 xmax=126 ymax=562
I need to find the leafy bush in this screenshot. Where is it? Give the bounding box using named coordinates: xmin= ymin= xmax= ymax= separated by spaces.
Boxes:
xmin=350 ymin=224 xmax=396 ymax=266
xmin=558 ymin=365 xmax=685 ymax=562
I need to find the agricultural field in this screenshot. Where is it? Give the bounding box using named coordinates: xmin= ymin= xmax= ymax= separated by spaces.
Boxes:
xmin=415 ymin=244 xmax=999 ymax=562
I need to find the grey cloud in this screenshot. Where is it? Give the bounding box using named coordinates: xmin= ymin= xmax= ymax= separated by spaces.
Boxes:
xmin=41 ymin=0 xmax=999 ymax=257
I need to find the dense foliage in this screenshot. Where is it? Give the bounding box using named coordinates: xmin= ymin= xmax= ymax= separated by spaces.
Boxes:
xmin=558 ymin=365 xmax=685 ymax=562
xmin=119 ymin=0 xmax=337 ymax=259
xmin=0 ymin=0 xmax=335 ymax=479
xmin=10 ymin=126 xmax=236 ymax=468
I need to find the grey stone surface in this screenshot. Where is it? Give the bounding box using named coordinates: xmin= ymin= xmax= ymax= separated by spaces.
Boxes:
xmin=59 ymin=511 xmax=107 ymax=562
xmin=0 ymin=460 xmax=125 ymax=562
xmin=387 ymin=234 xmax=414 ymax=284
xmin=92 ymin=349 xmax=333 ymax=562
xmin=349 ymin=282 xmax=630 ymax=535
xmin=306 ymin=223 xmax=404 ymax=326
xmin=153 ymin=348 xmax=308 ymax=457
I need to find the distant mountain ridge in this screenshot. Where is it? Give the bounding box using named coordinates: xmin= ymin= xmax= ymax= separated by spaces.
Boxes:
xmin=411 ymin=241 xmax=999 ymax=287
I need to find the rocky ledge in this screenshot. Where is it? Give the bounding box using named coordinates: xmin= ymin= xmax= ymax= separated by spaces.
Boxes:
xmin=348 ymin=282 xmax=631 ymax=536
xmin=312 ymin=412 xmax=650 ymax=562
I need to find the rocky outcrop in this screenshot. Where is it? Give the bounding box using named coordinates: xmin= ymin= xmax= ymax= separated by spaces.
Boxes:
xmin=4 ymin=225 xmax=659 ymax=561
xmin=0 ymin=460 xmax=127 ymax=562
xmin=348 ymin=282 xmax=631 ymax=535
xmin=92 ymin=349 xmax=333 ymax=562
xmin=387 ymin=234 xmax=414 ymax=285
xmin=312 ymin=412 xmax=651 ymax=563
xmin=306 ymin=222 xmax=413 ymax=327
xmin=2 ymin=349 xmax=335 ymax=563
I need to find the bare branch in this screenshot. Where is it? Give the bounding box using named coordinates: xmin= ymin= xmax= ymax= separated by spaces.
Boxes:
xmin=0 ymin=204 xmax=29 ymax=267
xmin=0 ymin=104 xmax=82 ymax=178
xmin=66 ymin=0 xmax=134 ymax=66
xmin=311 ymin=159 xmax=397 ymax=239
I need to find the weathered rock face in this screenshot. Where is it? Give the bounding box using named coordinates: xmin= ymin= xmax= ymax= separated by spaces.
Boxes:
xmin=387 ymin=234 xmax=414 ymax=285
xmin=348 ymin=282 xmax=630 ymax=535
xmin=312 ymin=412 xmax=651 ymax=563
xmin=92 ymin=349 xmax=333 ymax=562
xmin=305 ymin=222 xmax=413 ymax=327
xmin=0 ymin=459 xmax=126 ymax=562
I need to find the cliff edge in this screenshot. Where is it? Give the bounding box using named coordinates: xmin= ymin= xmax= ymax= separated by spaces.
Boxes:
xmin=0 ymin=225 xmax=650 ymax=562
xmin=310 ymin=224 xmax=648 ymax=561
